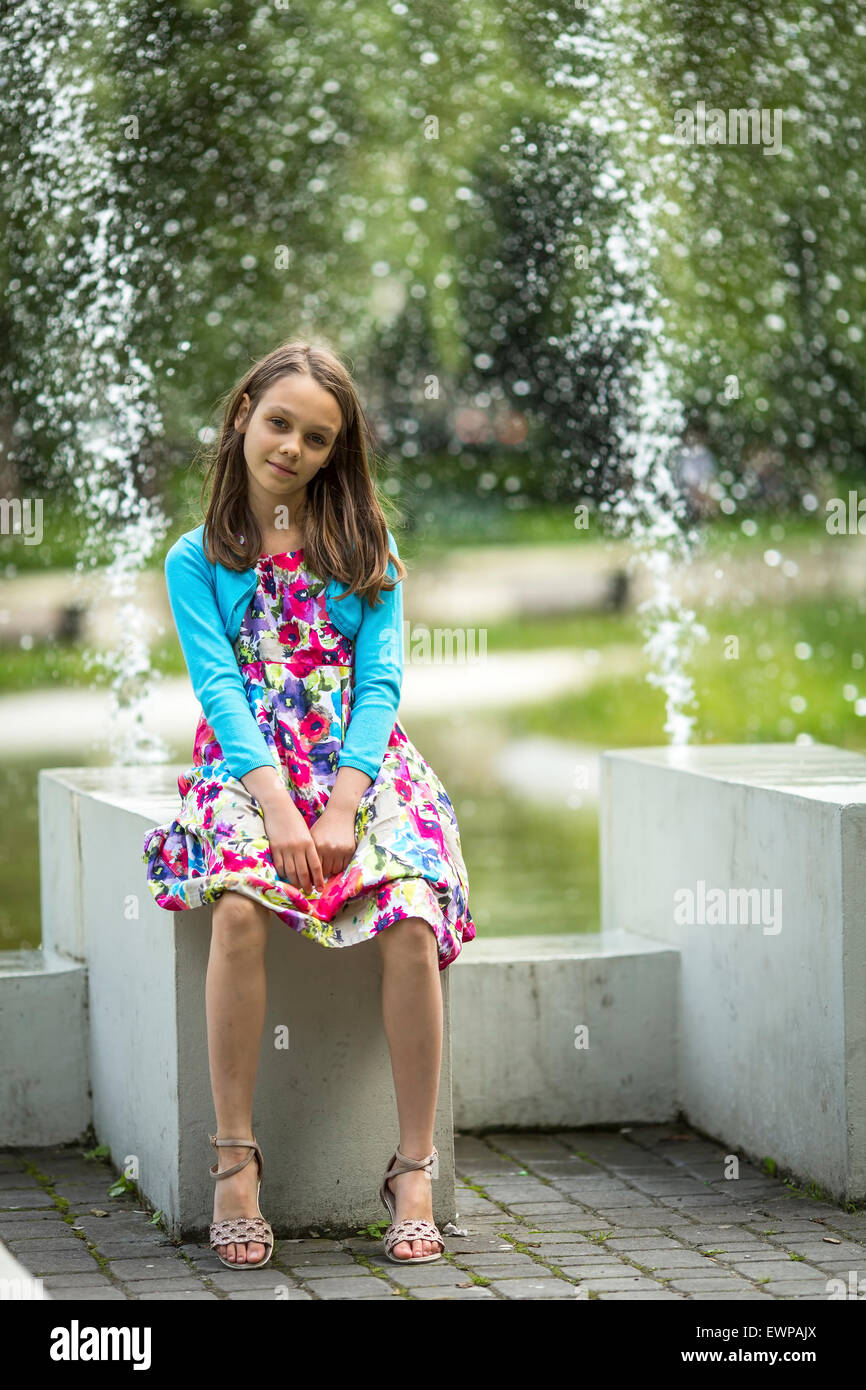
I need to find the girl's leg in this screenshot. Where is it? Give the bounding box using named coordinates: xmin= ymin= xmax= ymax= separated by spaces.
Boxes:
xmin=206 ymin=890 xmax=271 ymax=1265
xmin=377 ymin=916 xmax=444 ymax=1259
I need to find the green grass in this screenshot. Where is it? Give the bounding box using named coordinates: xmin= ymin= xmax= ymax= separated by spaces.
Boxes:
xmin=508 ymin=594 xmax=866 ymax=753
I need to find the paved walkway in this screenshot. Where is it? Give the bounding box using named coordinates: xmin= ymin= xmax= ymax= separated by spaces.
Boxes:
xmin=2 ymin=1125 xmax=863 ymax=1300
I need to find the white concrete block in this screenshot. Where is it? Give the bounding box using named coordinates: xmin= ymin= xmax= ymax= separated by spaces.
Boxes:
xmin=451 ymin=931 xmax=678 ymax=1129
xmin=0 ymin=948 xmax=89 ymax=1145
xmin=601 ymin=742 xmax=866 ymax=1203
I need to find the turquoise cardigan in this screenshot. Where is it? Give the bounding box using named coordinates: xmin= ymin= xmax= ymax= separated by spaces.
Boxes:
xmin=163 ymin=523 xmax=403 ymax=783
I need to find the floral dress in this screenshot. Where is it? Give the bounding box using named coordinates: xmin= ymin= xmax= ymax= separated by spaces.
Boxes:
xmin=141 ymin=549 xmax=476 ymax=971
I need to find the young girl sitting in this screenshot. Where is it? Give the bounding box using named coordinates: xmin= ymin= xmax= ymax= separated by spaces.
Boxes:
xmin=142 ymin=339 xmax=476 ymax=1272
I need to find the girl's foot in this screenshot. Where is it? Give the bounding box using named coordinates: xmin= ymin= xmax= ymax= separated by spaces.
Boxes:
xmin=385 ymin=1164 xmax=439 ymax=1259
xmin=212 ymin=1144 xmax=268 ymax=1266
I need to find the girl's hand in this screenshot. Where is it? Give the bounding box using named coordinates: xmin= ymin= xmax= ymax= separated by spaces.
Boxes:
xmin=310 ymin=803 xmax=358 ymax=880
xmin=259 ymin=790 xmax=325 ymax=896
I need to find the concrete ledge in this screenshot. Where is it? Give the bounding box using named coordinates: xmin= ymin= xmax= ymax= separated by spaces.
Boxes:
xmin=601 ymin=741 xmax=866 ymax=1204
xmin=0 ymin=949 xmax=89 ymax=1146
xmin=451 ymin=931 xmax=678 ymax=1129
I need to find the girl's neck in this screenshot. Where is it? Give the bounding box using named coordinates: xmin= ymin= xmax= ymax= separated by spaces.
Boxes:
xmin=253 ymin=505 xmax=305 ymax=554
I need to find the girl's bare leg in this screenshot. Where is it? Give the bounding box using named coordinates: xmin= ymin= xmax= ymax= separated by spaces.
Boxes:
xmin=206 ymin=890 xmax=271 ymax=1265
xmin=377 ymin=916 xmax=444 ymax=1259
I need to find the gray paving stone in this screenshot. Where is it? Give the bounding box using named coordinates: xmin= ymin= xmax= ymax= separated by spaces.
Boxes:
xmin=70 ymin=1219 xmax=161 ymax=1239
xmin=482 ymin=1180 xmax=562 ymax=1199
xmin=563 ymin=1274 xmax=665 ymax=1291
xmin=762 ymin=1280 xmax=836 ymax=1297
xmin=666 ymin=1277 xmax=758 ymax=1293
xmin=632 ymin=1254 xmax=728 ymax=1272
xmin=487 ymin=1276 xmax=576 ymax=1298
xmin=82 ymin=1241 xmax=177 ymax=1259
xmin=0 ymin=1190 xmax=56 ymax=1209
xmin=688 ymin=1290 xmax=776 ymax=1300
xmin=18 ymin=1249 xmax=105 ymax=1275
xmin=555 ymin=1184 xmax=659 ymax=1204
xmin=555 ymin=1261 xmax=638 ymax=1278
xmin=382 ymin=1265 xmax=471 ymax=1287
xmin=4 ymin=1234 xmax=91 ymax=1253
xmin=668 ymin=1229 xmax=767 ymax=1246
xmin=203 ymin=1269 xmax=299 ymax=1291
xmin=597 ymin=1290 xmax=685 ymax=1299
xmin=226 ymin=1287 xmax=314 ymax=1299
xmin=526 ymin=1160 xmax=604 ymax=1178
xmin=605 ymin=1163 xmax=679 ymax=1175
xmin=626 ymin=1180 xmax=716 ymax=1197
xmin=302 ymin=1277 xmax=398 ymax=1298
xmin=521 ymin=1243 xmax=601 ymax=1259
xmin=278 ymin=1251 xmax=361 ymax=1267
xmin=0 ymin=1210 xmax=70 ymax=1229
xmin=590 ymin=1209 xmax=671 ymax=1227
xmin=454 ymin=1250 xmax=543 ymax=1266
xmin=437 ymin=1235 xmax=518 ymax=1253
xmin=134 ymin=1289 xmax=219 ymax=1300
xmin=726 ymin=1259 xmax=829 ymax=1280
xmin=120 ymin=1275 xmax=211 ymax=1291
xmin=280 ymin=1262 xmax=371 ymax=1278
xmin=49 ymin=1287 xmax=130 ymax=1301
xmin=101 ymin=1256 xmax=196 ymax=1279
xmin=507 ymin=1202 xmax=585 ymax=1215
xmin=482 ymin=1135 xmax=574 ymax=1159
xmin=603 ymin=1235 xmax=692 ymax=1251
xmin=767 ymin=1240 xmax=865 ymax=1261
xmin=584 ymin=1226 xmax=670 ymax=1239
xmin=409 ymin=1283 xmax=499 ymax=1299
xmin=41 ymin=1274 xmax=119 ymax=1290
xmin=273 ymin=1238 xmax=346 ymax=1252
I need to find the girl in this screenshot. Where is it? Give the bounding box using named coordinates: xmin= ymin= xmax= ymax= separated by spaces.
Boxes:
xmin=142 ymin=340 xmax=476 ymax=1271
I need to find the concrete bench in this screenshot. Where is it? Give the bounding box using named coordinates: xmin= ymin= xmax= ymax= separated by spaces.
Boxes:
xmin=35 ymin=766 xmax=459 ymax=1240
xmin=600 ymin=741 xmax=866 ymax=1204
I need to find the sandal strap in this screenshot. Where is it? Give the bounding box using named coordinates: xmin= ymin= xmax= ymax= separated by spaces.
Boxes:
xmin=210 ymin=1216 xmax=273 ymax=1250
xmin=389 ymin=1146 xmax=439 ymax=1180
xmin=384 ymin=1218 xmax=445 ymax=1256
xmin=208 ymin=1135 xmax=262 ymax=1181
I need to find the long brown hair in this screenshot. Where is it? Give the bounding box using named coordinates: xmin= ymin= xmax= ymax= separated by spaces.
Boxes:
xmin=196 ymin=339 xmax=407 ymax=607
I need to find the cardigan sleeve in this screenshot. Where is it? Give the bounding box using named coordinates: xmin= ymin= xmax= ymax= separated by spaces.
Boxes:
xmin=337 ymin=531 xmax=404 ymax=781
xmin=164 ymin=537 xmax=279 ymax=782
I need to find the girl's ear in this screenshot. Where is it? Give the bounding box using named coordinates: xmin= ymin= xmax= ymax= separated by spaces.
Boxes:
xmin=234 ymin=392 xmax=251 ymax=433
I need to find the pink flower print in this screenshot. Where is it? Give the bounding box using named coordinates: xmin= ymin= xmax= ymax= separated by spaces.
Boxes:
xmin=286 ymin=753 xmax=313 ymax=789
xmin=299 ymin=708 xmax=329 ymax=745
xmin=393 ymin=771 xmax=413 ymax=802
xmin=222 ymin=847 xmax=263 ymax=872
xmin=408 ymin=803 xmax=447 ymax=856
xmin=278 ymin=618 xmax=302 ymax=647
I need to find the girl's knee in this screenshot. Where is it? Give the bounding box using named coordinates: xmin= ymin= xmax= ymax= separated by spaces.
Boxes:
xmin=211 ymin=892 xmax=269 ymax=949
xmin=379 ymin=916 xmax=436 ymax=957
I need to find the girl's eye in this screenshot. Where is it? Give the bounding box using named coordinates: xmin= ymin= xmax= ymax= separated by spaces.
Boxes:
xmin=269 ymin=419 xmax=326 ymax=445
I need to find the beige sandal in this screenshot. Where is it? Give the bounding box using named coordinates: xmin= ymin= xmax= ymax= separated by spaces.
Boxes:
xmin=208 ymin=1134 xmax=274 ymax=1270
xmin=379 ymin=1146 xmax=446 ymax=1264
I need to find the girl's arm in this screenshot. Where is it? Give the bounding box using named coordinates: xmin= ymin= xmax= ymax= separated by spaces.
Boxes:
xmin=164 ymin=535 xmax=279 ymax=782
xmin=335 ymin=531 xmax=404 ymax=787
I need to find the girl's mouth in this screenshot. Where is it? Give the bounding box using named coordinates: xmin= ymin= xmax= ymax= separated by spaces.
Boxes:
xmin=267 ymin=460 xmax=297 ymax=476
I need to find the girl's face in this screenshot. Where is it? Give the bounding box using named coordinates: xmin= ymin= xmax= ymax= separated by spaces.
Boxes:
xmin=234 ymin=371 xmax=343 ymax=515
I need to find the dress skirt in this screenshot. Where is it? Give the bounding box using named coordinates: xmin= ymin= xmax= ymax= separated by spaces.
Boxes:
xmin=141 ymin=549 xmax=476 ymax=971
